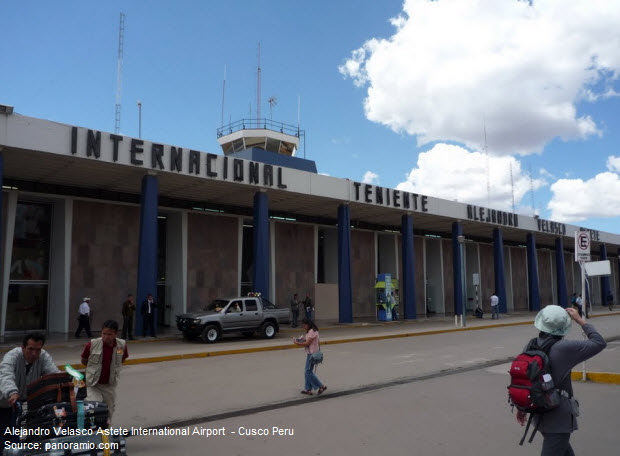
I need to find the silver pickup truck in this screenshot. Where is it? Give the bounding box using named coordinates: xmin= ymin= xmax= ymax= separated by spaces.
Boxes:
xmin=176 ymin=296 xmax=290 ymax=343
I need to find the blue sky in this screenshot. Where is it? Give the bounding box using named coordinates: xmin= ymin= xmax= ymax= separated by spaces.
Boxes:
xmin=3 ymin=0 xmax=620 ymax=234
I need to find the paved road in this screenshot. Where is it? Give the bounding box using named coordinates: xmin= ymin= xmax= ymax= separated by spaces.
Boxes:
xmin=104 ymin=315 xmax=619 ymax=434
xmin=5 ymin=313 xmax=618 ymax=454
xmin=127 ymin=364 xmax=620 ymax=456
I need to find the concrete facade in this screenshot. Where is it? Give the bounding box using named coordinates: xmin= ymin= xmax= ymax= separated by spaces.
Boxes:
xmin=1 ymin=112 xmax=620 ymax=334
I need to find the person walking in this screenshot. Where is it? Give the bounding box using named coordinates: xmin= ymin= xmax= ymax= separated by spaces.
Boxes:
xmin=121 ymin=294 xmax=136 ymax=340
xmin=81 ymin=320 xmax=128 ymax=421
xmin=490 ymin=292 xmax=499 ymax=320
xmin=515 ymin=305 xmax=606 ymax=455
xmin=75 ymin=297 xmax=93 ymax=338
xmin=574 ymin=294 xmax=583 ymax=317
xmin=0 ymin=333 xmax=59 ymax=447
xmin=290 ymin=293 xmax=300 ymax=328
xmin=304 ymin=293 xmax=313 ymax=320
xmin=293 ymin=318 xmax=326 ymax=396
xmin=141 ymin=292 xmax=156 ymax=337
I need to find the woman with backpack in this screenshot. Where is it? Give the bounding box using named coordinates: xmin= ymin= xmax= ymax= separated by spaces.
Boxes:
xmin=515 ymin=305 xmax=606 ymax=455
xmin=292 ymin=318 xmax=326 ymax=396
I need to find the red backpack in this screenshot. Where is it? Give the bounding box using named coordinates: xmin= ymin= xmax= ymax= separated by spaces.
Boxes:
xmin=507 ymin=337 xmax=561 ymax=445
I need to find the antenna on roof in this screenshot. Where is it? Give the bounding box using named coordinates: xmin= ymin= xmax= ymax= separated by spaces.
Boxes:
xmin=221 ymin=65 xmax=226 ymax=128
xmin=529 ymin=162 xmax=536 ymax=216
xmin=257 ymin=43 xmax=261 ymax=125
xmin=484 ymin=118 xmax=490 ymax=207
xmin=510 ymin=161 xmax=516 ymax=213
xmin=114 ymin=12 xmax=125 ymax=134
xmin=268 ymin=96 xmax=277 ymax=120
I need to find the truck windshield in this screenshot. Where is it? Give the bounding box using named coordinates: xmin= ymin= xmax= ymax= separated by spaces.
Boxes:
xmin=205 ymin=300 xmax=229 ymax=312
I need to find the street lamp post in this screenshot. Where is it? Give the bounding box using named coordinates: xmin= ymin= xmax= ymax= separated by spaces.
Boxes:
xmin=137 ymin=100 xmax=142 ymax=139
xmin=458 ymin=235 xmax=467 ymax=327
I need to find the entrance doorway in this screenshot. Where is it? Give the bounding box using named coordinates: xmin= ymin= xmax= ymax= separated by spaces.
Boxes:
xmin=6 ymin=202 xmax=52 ymax=331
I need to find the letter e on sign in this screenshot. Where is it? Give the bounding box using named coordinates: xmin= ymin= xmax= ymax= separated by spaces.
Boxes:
xmin=575 ymin=231 xmax=591 ymax=262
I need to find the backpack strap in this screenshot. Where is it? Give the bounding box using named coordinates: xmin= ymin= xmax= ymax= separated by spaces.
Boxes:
xmin=525 ymin=336 xmax=560 ymax=354
xmin=519 ymin=413 xmax=534 ymax=446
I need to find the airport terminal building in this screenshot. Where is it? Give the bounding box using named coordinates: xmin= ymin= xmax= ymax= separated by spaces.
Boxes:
xmin=1 ymin=108 xmax=619 ymax=336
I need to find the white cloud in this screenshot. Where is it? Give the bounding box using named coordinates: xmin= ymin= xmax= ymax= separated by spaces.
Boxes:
xmin=339 ymin=0 xmax=620 ymax=155
xmin=331 ymin=136 xmax=351 ymax=145
xmin=548 ymin=171 xmax=620 ymax=222
xmin=362 ymin=171 xmax=380 ymax=184
xmin=396 ymin=143 xmax=545 ymax=211
xmin=606 ymin=155 xmax=620 ymax=173
xmin=539 ymin=168 xmax=556 ymax=180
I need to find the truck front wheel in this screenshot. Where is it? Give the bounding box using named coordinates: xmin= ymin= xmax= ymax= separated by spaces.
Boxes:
xmin=260 ymin=321 xmax=276 ymax=339
xmin=202 ymin=325 xmax=220 ymax=343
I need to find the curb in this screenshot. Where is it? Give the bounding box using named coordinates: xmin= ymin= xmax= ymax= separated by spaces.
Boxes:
xmin=571 ymin=371 xmax=620 ymax=385
xmin=60 ymin=318 xmax=536 ymax=370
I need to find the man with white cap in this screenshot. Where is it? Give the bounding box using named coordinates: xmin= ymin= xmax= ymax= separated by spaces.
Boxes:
xmin=75 ymin=297 xmax=93 ymax=338
xmin=516 ymin=305 xmax=606 ymax=455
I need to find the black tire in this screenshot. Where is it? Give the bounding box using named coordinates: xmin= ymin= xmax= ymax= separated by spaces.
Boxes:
xmin=242 ymin=331 xmax=255 ymax=338
xmin=260 ymin=321 xmax=277 ymax=339
xmin=201 ymin=324 xmax=220 ymax=343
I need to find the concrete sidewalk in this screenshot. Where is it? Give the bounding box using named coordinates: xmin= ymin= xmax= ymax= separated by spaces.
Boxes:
xmin=2 ymin=310 xmax=619 ymax=379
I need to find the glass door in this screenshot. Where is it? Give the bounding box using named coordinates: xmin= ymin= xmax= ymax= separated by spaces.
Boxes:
xmin=7 ymin=202 xmax=52 ymax=331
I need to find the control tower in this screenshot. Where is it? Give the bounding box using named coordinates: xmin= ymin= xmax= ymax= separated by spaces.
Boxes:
xmin=217 ymin=118 xmax=317 ymax=173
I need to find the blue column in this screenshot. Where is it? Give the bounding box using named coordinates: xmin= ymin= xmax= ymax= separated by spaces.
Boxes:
xmin=493 ymin=228 xmax=507 ymax=314
xmin=452 ymin=222 xmax=464 ymax=316
xmin=526 ymin=233 xmax=540 ymax=311
xmin=555 ymin=238 xmax=568 ymax=308
xmin=617 ymin=247 xmax=620 ymax=304
xmin=337 ymin=204 xmax=352 ymax=323
xmin=253 ymin=191 xmax=270 ymax=300
xmin=401 ymin=215 xmax=416 ymax=320
xmin=136 ymin=174 xmax=159 ymax=336
xmin=600 ymin=244 xmax=610 ymax=307
xmin=0 ymin=154 xmax=3 ymax=286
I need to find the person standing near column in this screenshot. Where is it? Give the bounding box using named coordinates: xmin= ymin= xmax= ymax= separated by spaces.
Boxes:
xmin=290 ymin=293 xmax=300 ymax=328
xmin=575 ymin=294 xmax=583 ymax=317
xmin=304 ymin=293 xmax=313 ymax=320
xmin=141 ymin=292 xmax=156 ymax=337
xmin=121 ymin=294 xmax=136 ymax=340
xmin=490 ymin=292 xmax=499 ymax=320
xmin=75 ymin=297 xmax=93 ymax=338
xmin=81 ymin=320 xmax=128 ymax=422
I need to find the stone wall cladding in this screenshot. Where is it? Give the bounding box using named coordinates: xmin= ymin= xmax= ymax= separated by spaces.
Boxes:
xmin=187 ymin=213 xmax=238 ymax=312
xmin=351 ymin=230 xmax=375 ymax=318
xmin=274 ymin=222 xmax=314 ymax=311
xmin=415 ymin=237 xmax=425 ymax=317
xmin=1 ymin=194 xmax=7 ymax=296
xmin=70 ymin=200 xmax=139 ymax=332
xmin=511 ymin=247 xmax=528 ymax=311
xmin=538 ymin=250 xmax=553 ymax=306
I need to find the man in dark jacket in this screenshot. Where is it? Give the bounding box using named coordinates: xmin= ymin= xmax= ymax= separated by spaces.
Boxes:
xmin=516 ymin=305 xmax=606 ymax=455
xmin=121 ymin=294 xmax=136 ymax=340
xmin=290 ymin=293 xmax=300 ymax=328
xmin=304 ymin=293 xmax=313 ymax=320
xmin=141 ymin=293 xmax=156 ymax=337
